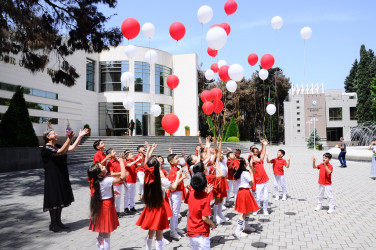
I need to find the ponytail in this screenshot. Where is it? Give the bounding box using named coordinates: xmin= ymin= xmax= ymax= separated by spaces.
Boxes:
xmin=233 ymin=158 xmax=246 ymax=180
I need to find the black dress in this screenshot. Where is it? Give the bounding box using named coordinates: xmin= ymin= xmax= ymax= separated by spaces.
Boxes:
xmin=41 ymin=144 xmax=74 ymax=211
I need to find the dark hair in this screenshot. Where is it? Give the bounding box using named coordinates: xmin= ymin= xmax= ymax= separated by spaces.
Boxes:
xmin=200 ymin=147 xmax=205 ymax=153
xmin=323 ymin=152 xmax=332 ymax=159
xmin=43 ymin=129 xmax=53 ymax=143
xmin=157 ymin=155 xmax=164 ymax=162
xmin=278 ymin=149 xmax=285 ymax=156
xmin=137 ymin=145 xmax=144 ymax=151
xmin=235 ymin=148 xmax=241 ymax=154
xmin=105 ymin=148 xmax=113 ymax=155
xmin=87 ymin=163 xmax=105 ymax=223
xmin=143 ymin=158 xmax=163 ymax=208
xmin=233 ymin=158 xmax=246 ymax=180
xmin=167 ymin=153 xmax=177 ymax=163
xmin=93 ymin=140 xmax=102 ymax=150
xmin=226 ymin=151 xmax=233 ymax=158
xmin=191 ymin=172 xmax=207 ymax=192
xmin=192 ymin=162 xmax=205 ymax=174
xmin=123 ymin=150 xmax=132 ymax=160
xmin=186 ymin=155 xmax=193 ymax=166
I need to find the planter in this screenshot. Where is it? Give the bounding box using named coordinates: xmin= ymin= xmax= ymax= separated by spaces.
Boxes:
xmin=185 ymin=128 xmax=190 ymax=136
xmin=85 ymin=128 xmax=91 ymax=136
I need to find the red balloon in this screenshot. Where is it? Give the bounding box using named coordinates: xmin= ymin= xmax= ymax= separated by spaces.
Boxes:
xmin=166 ymin=75 xmax=179 ymax=89
xmin=260 ymin=54 xmax=275 ymax=70
xmin=121 ymin=18 xmax=140 ymax=40
xmin=207 ymin=47 xmax=218 ymax=57
xmin=201 ymin=90 xmax=213 ymax=102
xmin=218 ymin=65 xmax=230 ymax=82
xmin=224 ymin=0 xmax=238 ymax=15
xmin=169 ymin=22 xmax=186 ymax=41
xmin=210 ymin=24 xmax=220 ymax=29
xmin=219 ymin=23 xmax=231 ymax=35
xmin=248 ymin=53 xmax=258 ymax=66
xmin=210 ymin=63 xmax=219 ymax=73
xmin=162 ymin=113 xmax=180 ymax=134
xmin=214 ymin=100 xmax=224 ymax=114
xmin=202 ymin=101 xmax=215 ymax=115
xmin=211 ymin=88 xmax=223 ymax=102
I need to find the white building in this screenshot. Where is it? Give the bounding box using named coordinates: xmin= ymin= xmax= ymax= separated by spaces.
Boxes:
xmin=284 ymin=83 xmax=357 ymax=146
xmin=0 ymin=46 xmax=198 ymax=137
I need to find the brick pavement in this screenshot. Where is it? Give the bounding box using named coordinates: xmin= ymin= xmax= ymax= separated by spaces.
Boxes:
xmin=0 ymin=146 xmax=376 ymax=249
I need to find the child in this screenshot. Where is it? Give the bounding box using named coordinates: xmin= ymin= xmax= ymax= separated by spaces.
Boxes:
xmin=135 ymin=145 xmax=146 ymax=201
xmin=106 ymin=148 xmax=124 ymax=217
xmin=250 ymin=139 xmax=269 ymax=215
xmin=88 ymin=152 xmax=127 ymax=250
xmin=266 ymin=150 xmax=291 ymax=201
xmin=226 ymin=151 xmax=239 ymax=205
xmin=167 ymin=153 xmax=187 ymax=240
xmin=123 ymin=150 xmax=142 ymax=214
xmin=91 ymin=140 xmax=111 ymax=196
xmin=187 ymin=172 xmax=216 ymax=249
xmin=312 ymin=153 xmax=335 ymax=214
xmin=233 ymin=158 xmax=259 ymax=238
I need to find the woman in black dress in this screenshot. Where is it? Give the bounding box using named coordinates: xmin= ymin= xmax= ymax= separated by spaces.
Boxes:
xmin=41 ymin=128 xmax=88 ymax=232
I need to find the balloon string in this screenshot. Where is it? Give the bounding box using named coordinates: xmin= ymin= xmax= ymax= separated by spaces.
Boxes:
xmin=304 ymin=39 xmax=306 ymax=84
xmin=201 ymin=23 xmax=204 ymax=70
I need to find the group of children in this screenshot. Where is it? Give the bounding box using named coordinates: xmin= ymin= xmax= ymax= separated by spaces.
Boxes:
xmin=87 ymin=135 xmax=335 ymax=250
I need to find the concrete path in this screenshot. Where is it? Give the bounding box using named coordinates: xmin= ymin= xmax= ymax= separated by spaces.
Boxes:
xmin=1 ymin=146 xmax=375 ymax=249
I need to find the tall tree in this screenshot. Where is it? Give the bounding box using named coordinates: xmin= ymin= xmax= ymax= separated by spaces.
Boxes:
xmin=0 ymin=86 xmax=39 ymax=147
xmin=356 ymin=45 xmax=373 ymax=122
xmin=370 ymin=77 xmax=376 ymax=119
xmin=0 ymin=0 xmax=122 ymax=86
xmin=344 ymin=59 xmax=358 ymax=93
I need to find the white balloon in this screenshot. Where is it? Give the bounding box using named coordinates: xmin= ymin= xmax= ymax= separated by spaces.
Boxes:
xmin=206 ymin=26 xmax=227 ymax=50
xmin=124 ymin=45 xmax=137 ymax=58
xmin=122 ymin=98 xmax=135 ymax=110
xmin=259 ymin=69 xmax=269 ymax=80
xmin=300 ymin=26 xmax=312 ymax=40
xmin=218 ymin=60 xmax=227 ymax=68
xmin=151 ymin=104 xmax=162 ymax=117
xmin=142 ymin=23 xmax=156 ymax=39
xmin=266 ymin=104 xmax=277 ymax=115
xmin=271 ymin=16 xmax=283 ymax=30
xmin=197 ymin=5 xmax=213 ymax=24
xmin=145 ymin=50 xmax=158 ymax=64
xmin=226 ymin=80 xmax=237 ymax=93
xmin=121 ymin=72 xmax=134 ymax=87
xmin=228 ymin=64 xmax=244 ymax=81
xmin=205 ymin=69 xmax=215 ymax=81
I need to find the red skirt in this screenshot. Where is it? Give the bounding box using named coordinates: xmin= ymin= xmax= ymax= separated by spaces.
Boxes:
xmin=214 ymin=177 xmax=228 ymax=198
xmin=235 ymin=188 xmax=259 ymax=214
xmin=164 ymin=195 xmax=173 ymax=218
xmin=136 ymin=205 xmax=169 ymax=230
xmin=89 ymin=198 xmax=119 ymax=233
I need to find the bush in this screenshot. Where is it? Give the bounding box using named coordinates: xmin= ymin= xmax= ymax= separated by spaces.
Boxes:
xmin=206 ymin=116 xmax=216 ymax=138
xmin=224 ymin=115 xmax=239 ymax=141
xmin=0 ymin=86 xmax=38 ymax=147
xmin=184 ymin=125 xmax=190 ymax=129
xmin=84 ymin=124 xmax=90 ymax=129
xmin=226 ymin=136 xmax=239 ymax=142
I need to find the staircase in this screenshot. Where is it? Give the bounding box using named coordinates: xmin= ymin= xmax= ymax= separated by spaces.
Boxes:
xmin=67 ymin=136 xmax=251 ymax=165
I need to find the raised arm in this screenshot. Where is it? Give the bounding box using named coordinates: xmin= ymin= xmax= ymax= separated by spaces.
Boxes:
xmin=113 ymin=153 xmax=128 ymax=184
xmin=312 ymin=156 xmax=317 ymax=169
xmin=197 ymin=130 xmax=204 ymax=148
xmin=56 ymin=130 xmax=74 ymax=156
xmin=286 ymin=155 xmax=291 ymax=168
xmin=265 ymin=151 xmax=271 ymax=163
xmin=68 ymin=129 xmax=89 ymax=152
xmin=259 ymin=139 xmax=268 ymax=160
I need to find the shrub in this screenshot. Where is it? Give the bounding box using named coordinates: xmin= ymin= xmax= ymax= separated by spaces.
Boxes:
xmin=184 ymin=125 xmax=190 ymax=129
xmin=226 ymin=136 xmax=239 ymax=142
xmin=84 ymin=124 xmax=90 ymax=129
xmin=224 ymin=115 xmax=239 ymax=141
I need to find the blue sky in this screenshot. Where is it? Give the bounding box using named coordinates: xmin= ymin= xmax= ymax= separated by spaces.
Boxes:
xmin=99 ymin=0 xmax=376 ymax=90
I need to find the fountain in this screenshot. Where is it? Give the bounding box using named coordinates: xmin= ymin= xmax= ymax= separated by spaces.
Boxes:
xmin=328 ymin=122 xmax=375 ymax=161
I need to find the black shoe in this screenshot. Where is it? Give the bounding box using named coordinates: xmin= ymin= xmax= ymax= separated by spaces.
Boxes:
xmin=49 ymin=224 xmax=60 ymax=233
xmin=342 ymin=165 xmax=347 ymax=168
xmin=117 ymin=212 xmax=121 ymax=218
xmin=124 ymin=208 xmax=131 ymax=214
xmin=130 ymin=207 xmax=137 ymax=213
xmin=57 ymin=221 xmax=69 ymax=229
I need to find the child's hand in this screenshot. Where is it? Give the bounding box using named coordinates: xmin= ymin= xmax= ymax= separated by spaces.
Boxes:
xmin=197 ymin=130 xmax=200 ymax=137
xmin=78 ymin=128 xmax=89 ymax=138
xmin=114 ymin=190 xmax=121 ymax=196
xmin=287 ymin=155 xmax=292 ymax=161
xmin=210 ymin=222 xmax=216 ymax=230
xmin=67 ymin=130 xmax=74 ymax=139
xmin=181 ymin=171 xmax=188 ymax=180
xmin=265 ymin=151 xmax=269 ymax=156
xmin=106 ymin=154 xmax=112 ymax=160
xmin=117 ymin=153 xmax=125 ymax=162
xmin=168 ymin=147 xmax=173 ymax=153
xmin=249 ymin=151 xmax=254 ymax=157
xmin=181 ymin=150 xmax=186 ymax=157
xmin=312 ymin=156 xmax=316 ymax=162
xmin=206 ymin=183 xmax=214 ymax=193
xmin=152 ymin=143 xmax=157 ymax=148
xmin=145 ymin=141 xmax=149 ymax=147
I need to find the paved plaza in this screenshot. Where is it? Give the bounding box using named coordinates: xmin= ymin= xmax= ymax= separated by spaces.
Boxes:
xmin=1 ymin=146 xmax=376 ymax=249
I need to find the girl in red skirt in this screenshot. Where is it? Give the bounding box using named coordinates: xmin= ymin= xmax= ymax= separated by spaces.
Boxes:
xmin=233 ymin=158 xmax=259 ymax=238
xmin=136 ymin=157 xmax=187 ymax=250
xmin=87 ymin=153 xmax=127 ymax=250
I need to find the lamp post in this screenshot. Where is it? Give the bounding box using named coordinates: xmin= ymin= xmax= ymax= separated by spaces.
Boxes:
xmin=312 ymin=118 xmax=318 ymax=151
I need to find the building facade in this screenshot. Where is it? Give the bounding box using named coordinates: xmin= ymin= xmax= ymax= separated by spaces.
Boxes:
xmin=0 ymin=46 xmax=198 ymax=137
xmin=284 ymin=83 xmax=357 ymax=146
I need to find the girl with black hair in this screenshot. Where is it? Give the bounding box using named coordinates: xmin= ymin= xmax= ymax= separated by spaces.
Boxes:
xmin=233 ymin=157 xmax=259 ymax=238
xmin=88 ymin=153 xmax=127 ymax=250
xmin=136 ymin=157 xmax=187 ymax=250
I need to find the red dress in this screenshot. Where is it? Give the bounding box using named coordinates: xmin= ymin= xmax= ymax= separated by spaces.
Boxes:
xmin=136 ymin=205 xmax=169 ymax=230
xmin=89 ymin=198 xmax=119 ymax=232
xmin=235 ymin=188 xmax=259 ymax=213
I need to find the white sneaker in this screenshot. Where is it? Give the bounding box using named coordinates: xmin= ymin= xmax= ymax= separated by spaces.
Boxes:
xmin=222 ymin=206 xmax=227 ymax=211
xmin=314 ymin=205 xmax=322 ymax=211
xmin=162 ymin=237 xmax=170 ymax=245
xmin=282 ymin=195 xmax=287 ymax=201
xmin=178 ymin=214 xmax=182 ymax=219
xmin=327 ymin=208 xmax=335 ymax=214
xmin=252 ymin=212 xmax=258 ymax=216
xmin=234 ymin=230 xmax=248 ymax=238
xmin=169 ymin=231 xmax=181 ymax=240
xmin=243 ymin=225 xmax=256 ymax=232
xmin=275 ymin=196 xmax=279 ymax=201
xmin=263 ymin=210 xmax=269 ymax=215
xmin=217 ymin=216 xmax=229 ymax=224
xmin=175 ymin=228 xmax=185 ymax=235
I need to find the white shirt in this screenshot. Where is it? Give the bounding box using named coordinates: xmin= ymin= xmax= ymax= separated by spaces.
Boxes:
xmin=217 ymin=161 xmax=228 ymax=177
xmin=238 ymin=171 xmax=253 ymax=189
xmin=161 ymin=177 xmax=171 ymax=198
xmin=100 ymin=177 xmax=114 ymax=200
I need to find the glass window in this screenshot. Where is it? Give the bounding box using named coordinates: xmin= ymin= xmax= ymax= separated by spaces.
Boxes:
xmin=329 ymin=108 xmax=342 ymax=121
xmin=98 ymin=102 xmax=130 ymax=136
xmin=135 ymin=61 xmax=150 ymax=93
xmin=30 ymin=116 xmax=58 ymax=124
xmin=297 ymin=112 xmax=300 ymax=115
xmin=100 ymin=61 xmax=129 ymax=92
xmin=350 ymin=107 xmax=356 ymax=120
xmin=154 ymin=104 xmax=173 ymax=135
xmin=297 ymin=124 xmax=300 ymax=127
xmin=86 ymin=59 xmax=95 ymax=91
xmin=297 ymin=118 xmax=300 ymax=121
xmin=0 ymin=82 xmax=57 ymax=99
xmin=135 ymin=102 xmax=150 ymax=135
xmin=155 ymin=64 xmax=172 ymax=96
xmin=297 ymin=106 xmax=300 ymax=109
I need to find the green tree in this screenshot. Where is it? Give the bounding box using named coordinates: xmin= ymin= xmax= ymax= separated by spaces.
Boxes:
xmin=344 ymin=59 xmax=358 ymax=93
xmin=206 ymin=116 xmax=216 ymax=138
xmin=307 ymin=128 xmax=321 ymax=149
xmin=356 ymin=45 xmax=373 ymax=122
xmin=0 ymin=86 xmax=39 ymax=147
xmin=224 ymin=116 xmax=239 ymax=141
xmin=370 ymin=76 xmax=376 ymax=118
xmin=0 ymin=0 xmax=122 ymax=86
